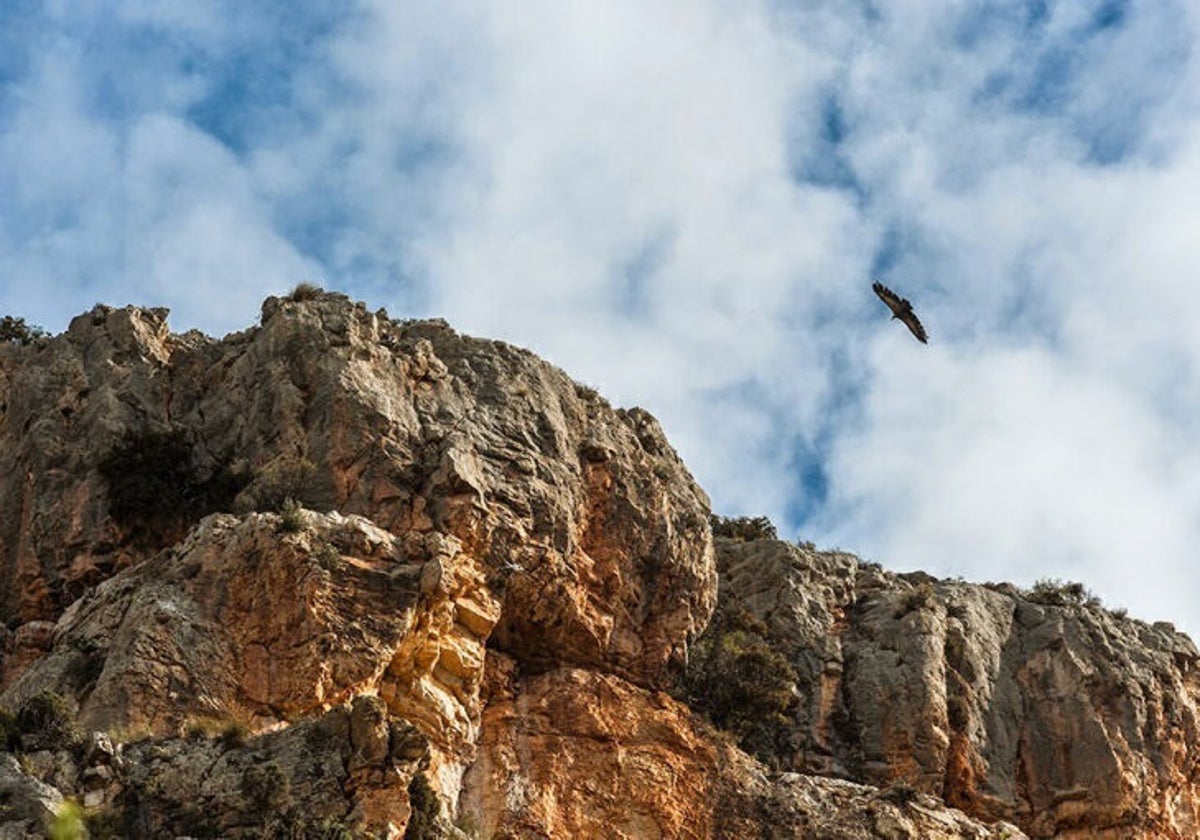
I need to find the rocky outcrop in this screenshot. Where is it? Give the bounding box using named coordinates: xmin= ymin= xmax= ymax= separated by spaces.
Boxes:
xmin=0 ymin=293 xmax=716 ymax=836
xmin=0 ymin=295 xmax=715 ymax=689
xmin=460 ymin=658 xmax=1022 ymax=839
xmin=2 ymin=510 xmax=499 ymax=763
xmin=0 ymin=292 xmax=1194 ymax=837
xmin=0 ymin=695 xmax=430 ymax=838
xmin=716 ymin=536 xmax=1200 ymax=838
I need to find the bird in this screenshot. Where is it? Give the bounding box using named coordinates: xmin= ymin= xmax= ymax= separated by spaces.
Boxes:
xmin=872 ymin=281 xmax=928 ymax=344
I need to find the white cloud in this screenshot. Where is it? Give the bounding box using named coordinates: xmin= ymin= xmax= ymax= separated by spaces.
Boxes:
xmin=820 ymin=344 xmax=1200 ymax=624
xmin=0 ymin=33 xmax=318 ymax=332
xmin=5 ymin=1 xmax=1200 ymax=633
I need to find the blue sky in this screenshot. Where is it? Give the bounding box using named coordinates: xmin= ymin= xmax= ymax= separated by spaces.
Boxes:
xmin=4 ymin=1 xmax=1200 ymax=632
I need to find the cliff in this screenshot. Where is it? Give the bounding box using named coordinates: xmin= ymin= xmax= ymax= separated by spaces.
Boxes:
xmin=0 ymin=291 xmax=1191 ymax=838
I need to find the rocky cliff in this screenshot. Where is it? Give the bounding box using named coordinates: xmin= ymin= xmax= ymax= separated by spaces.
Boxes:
xmin=0 ymin=291 xmax=1191 ymax=838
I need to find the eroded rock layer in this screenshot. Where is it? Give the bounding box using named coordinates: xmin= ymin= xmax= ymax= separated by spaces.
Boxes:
xmin=0 ymin=293 xmax=1192 ymax=838
xmin=716 ymin=537 xmax=1200 ymax=839
xmin=0 ymin=295 xmax=716 ymax=689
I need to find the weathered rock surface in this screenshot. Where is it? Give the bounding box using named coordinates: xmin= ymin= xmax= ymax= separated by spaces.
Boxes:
xmin=717 ymin=536 xmax=1200 ymax=838
xmin=2 ymin=510 xmax=499 ymax=767
xmin=0 ymin=695 xmax=431 ymax=839
xmin=0 ymin=292 xmax=1194 ymax=838
xmin=461 ymin=659 xmax=1024 ymax=839
xmin=0 ymin=295 xmax=715 ymax=688
xmin=0 ymin=754 xmax=64 ymax=838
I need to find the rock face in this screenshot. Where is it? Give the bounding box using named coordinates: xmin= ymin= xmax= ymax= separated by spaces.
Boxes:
xmin=461 ymin=660 xmax=1022 ymax=839
xmin=0 ymin=291 xmax=1191 ymax=837
xmin=0 ymin=296 xmax=714 ymax=688
xmin=3 ymin=510 xmax=498 ymax=760
xmin=717 ymin=537 xmax=1200 ymax=839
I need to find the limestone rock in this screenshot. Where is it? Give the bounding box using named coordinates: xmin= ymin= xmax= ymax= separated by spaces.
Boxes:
xmin=461 ymin=659 xmax=1024 ymax=839
xmin=716 ymin=536 xmax=1200 ymax=838
xmin=0 ymin=754 xmax=63 ymax=837
xmin=125 ymin=700 xmax=423 ymax=838
xmin=1 ymin=510 xmax=498 ymax=773
xmin=0 ymin=305 xmax=174 ymax=625
xmin=1 ymin=292 xmax=1196 ymax=837
xmin=0 ymin=294 xmax=715 ymax=689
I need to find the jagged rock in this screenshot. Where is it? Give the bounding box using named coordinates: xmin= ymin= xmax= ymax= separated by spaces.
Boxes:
xmin=0 ymin=306 xmax=175 ymax=625
xmin=0 ymin=754 xmax=63 ymax=837
xmin=0 ymin=293 xmax=1196 ymax=837
xmin=0 ymin=700 xmax=432 ymax=838
xmin=1 ymin=509 xmax=498 ymax=777
xmin=716 ymin=537 xmax=1200 ymax=838
xmin=0 ymin=295 xmax=715 ymax=688
xmin=461 ymin=658 xmax=1024 ymax=839
xmin=113 ymin=699 xmax=426 ymax=838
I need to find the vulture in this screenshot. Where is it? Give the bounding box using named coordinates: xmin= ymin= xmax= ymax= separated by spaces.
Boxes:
xmin=872 ymin=281 xmax=928 ymax=344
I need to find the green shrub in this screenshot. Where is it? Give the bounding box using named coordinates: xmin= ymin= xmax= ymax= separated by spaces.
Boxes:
xmin=16 ymin=691 xmax=81 ymax=752
xmin=0 ymin=705 xmax=19 ymax=752
xmin=679 ymin=606 xmax=798 ymax=767
xmin=1024 ymin=578 xmax=1100 ymax=608
xmin=895 ymin=582 xmax=936 ymax=618
xmin=220 ymin=719 xmax=250 ymax=749
xmin=279 ymin=497 xmax=306 ymax=533
xmin=288 ymin=282 xmax=324 ymax=302
xmin=0 ymin=315 xmax=47 ymax=346
xmin=878 ymin=779 xmax=920 ymax=808
xmin=238 ymin=456 xmax=320 ymax=513
xmin=404 ymin=773 xmax=442 ymax=840
xmin=709 ymin=515 xmax=778 ymax=542
xmin=295 ymin=817 xmax=355 ymax=840
xmin=82 ymin=804 xmax=127 ymax=840
xmin=49 ymin=799 xmax=85 ymax=840
xmin=99 ymin=427 xmax=247 ymax=532
xmin=315 ymin=542 xmax=344 ymax=572
xmin=182 ymin=715 xmax=249 ymax=748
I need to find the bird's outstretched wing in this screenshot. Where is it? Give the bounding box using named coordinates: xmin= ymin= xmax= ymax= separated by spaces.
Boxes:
xmin=872 ymin=281 xmax=928 ymax=344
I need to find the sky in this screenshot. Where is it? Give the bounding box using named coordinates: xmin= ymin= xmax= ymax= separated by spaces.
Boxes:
xmin=3 ymin=1 xmax=1200 ymax=633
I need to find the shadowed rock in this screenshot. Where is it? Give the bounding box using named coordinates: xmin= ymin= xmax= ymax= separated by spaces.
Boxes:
xmin=714 ymin=536 xmax=1200 ymax=838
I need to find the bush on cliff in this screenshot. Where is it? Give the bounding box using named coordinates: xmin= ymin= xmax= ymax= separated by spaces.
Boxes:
xmin=0 ymin=315 xmax=47 ymax=346
xmin=15 ymin=690 xmax=81 ymax=752
xmin=679 ymin=605 xmax=798 ymax=767
xmin=287 ymin=281 xmax=324 ymax=302
xmin=0 ymin=705 xmax=19 ymax=752
xmin=1024 ymin=578 xmax=1100 ymax=609
xmin=709 ymin=514 xmax=778 ymax=542
xmin=99 ymin=427 xmax=247 ymax=534
xmin=404 ymin=773 xmax=442 ymax=839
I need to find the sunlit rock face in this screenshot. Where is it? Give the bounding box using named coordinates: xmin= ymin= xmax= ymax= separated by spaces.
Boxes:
xmin=0 ymin=294 xmax=716 ymax=688
xmin=0 ymin=291 xmax=1190 ymax=837
xmin=716 ymin=537 xmax=1200 ymax=839
xmin=0 ymin=293 xmax=717 ymax=835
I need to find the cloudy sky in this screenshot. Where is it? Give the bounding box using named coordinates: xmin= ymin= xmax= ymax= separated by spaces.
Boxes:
xmin=4 ymin=1 xmax=1200 ymax=632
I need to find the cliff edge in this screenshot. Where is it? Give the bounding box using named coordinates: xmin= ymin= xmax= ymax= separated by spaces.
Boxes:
xmin=0 ymin=291 xmax=1190 ymax=838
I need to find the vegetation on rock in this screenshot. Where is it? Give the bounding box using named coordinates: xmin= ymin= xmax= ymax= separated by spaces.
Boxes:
xmin=287 ymin=281 xmax=324 ymax=302
xmin=0 ymin=314 xmax=47 ymax=345
xmin=237 ymin=455 xmax=320 ymax=513
xmin=1024 ymin=578 xmax=1100 ymax=608
xmin=278 ymin=497 xmax=306 ymax=534
xmin=14 ymin=690 xmax=81 ymax=752
xmin=679 ymin=605 xmax=798 ymax=768
xmin=404 ymin=773 xmax=442 ymax=840
xmin=710 ymin=514 xmax=778 ymax=542
xmin=0 ymin=705 xmax=19 ymax=752
xmin=99 ymin=427 xmax=247 ymax=534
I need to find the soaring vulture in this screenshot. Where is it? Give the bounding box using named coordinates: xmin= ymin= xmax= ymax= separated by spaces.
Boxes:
xmin=872 ymin=281 xmax=928 ymax=344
